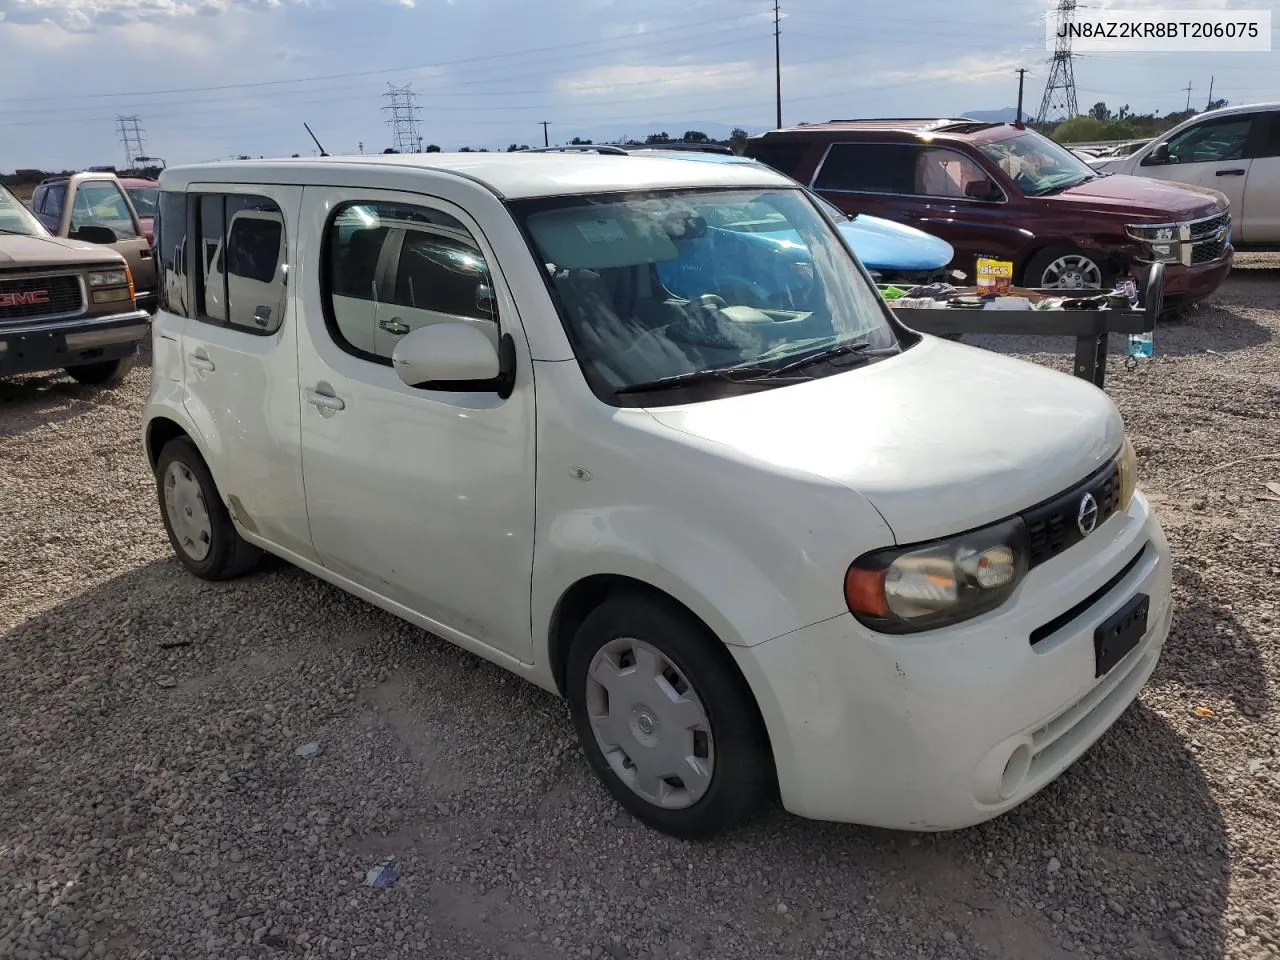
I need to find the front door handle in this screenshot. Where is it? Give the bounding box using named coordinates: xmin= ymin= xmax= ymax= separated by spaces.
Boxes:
xmin=1215 ymin=168 xmax=1245 ymax=176
xmin=304 ymin=388 xmax=345 ymax=412
xmin=188 ymin=354 xmax=215 ymax=373
xmin=378 ymin=318 xmax=410 ymax=335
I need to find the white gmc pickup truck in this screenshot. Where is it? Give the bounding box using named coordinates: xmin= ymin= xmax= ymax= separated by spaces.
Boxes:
xmin=140 ymin=153 xmax=1172 ymax=839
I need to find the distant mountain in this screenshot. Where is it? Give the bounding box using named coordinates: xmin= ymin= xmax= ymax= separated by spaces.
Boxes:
xmin=962 ymin=107 xmax=1019 ymax=122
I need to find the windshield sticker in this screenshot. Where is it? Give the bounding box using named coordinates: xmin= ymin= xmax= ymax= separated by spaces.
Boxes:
xmin=576 ymin=218 xmax=628 ymax=244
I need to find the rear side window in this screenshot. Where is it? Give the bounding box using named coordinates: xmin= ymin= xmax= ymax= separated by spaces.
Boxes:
xmin=744 ymin=140 xmax=812 ymax=177
xmin=155 ymin=189 xmax=189 ymax=317
xmin=813 ymin=143 xmax=918 ymax=194
xmin=192 ymin=192 xmax=287 ymax=335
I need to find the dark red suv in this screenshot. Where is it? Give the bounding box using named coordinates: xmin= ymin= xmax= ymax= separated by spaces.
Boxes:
xmin=744 ymin=119 xmax=1233 ymax=307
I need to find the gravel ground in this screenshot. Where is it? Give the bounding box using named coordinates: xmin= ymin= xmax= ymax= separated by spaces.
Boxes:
xmin=2 ymin=256 xmax=1278 ymax=960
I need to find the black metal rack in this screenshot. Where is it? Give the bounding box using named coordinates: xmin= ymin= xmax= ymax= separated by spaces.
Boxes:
xmin=890 ymin=261 xmax=1165 ymax=389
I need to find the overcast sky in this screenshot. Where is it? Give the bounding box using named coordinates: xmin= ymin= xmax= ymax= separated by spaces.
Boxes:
xmin=0 ymin=0 xmax=1275 ymax=170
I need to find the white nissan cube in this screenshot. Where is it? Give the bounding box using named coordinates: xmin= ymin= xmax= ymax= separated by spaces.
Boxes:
xmin=141 ymin=154 xmax=1172 ymax=839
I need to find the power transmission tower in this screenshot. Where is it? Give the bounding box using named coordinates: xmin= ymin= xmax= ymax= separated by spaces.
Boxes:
xmin=1035 ymin=0 xmax=1078 ymax=124
xmin=382 ymin=84 xmax=422 ymax=153
xmin=116 ymin=115 xmax=147 ymax=169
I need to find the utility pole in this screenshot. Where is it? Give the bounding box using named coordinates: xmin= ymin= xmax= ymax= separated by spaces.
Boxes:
xmin=382 ymin=83 xmax=422 ymax=153
xmin=1183 ymin=82 xmax=1193 ymax=111
xmin=773 ymin=0 xmax=782 ymax=128
xmin=358 ymin=141 xmax=364 ymax=155
xmin=540 ymin=120 xmax=551 ymax=146
xmin=116 ymin=115 xmax=147 ymax=169
xmin=1205 ymin=75 xmax=1214 ymax=111
xmin=1036 ymin=0 xmax=1078 ymax=124
xmin=1015 ymin=68 xmax=1027 ymax=125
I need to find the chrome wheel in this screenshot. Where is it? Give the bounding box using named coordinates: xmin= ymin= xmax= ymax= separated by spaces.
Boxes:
xmin=163 ymin=460 xmax=212 ymax=562
xmin=585 ymin=637 xmax=714 ymax=809
xmin=1039 ymin=254 xmax=1103 ymax=290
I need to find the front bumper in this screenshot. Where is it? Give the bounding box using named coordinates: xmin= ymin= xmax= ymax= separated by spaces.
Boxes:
xmin=1156 ymin=252 xmax=1232 ymax=306
xmin=0 ymin=310 xmax=151 ymax=377
xmin=731 ymin=489 xmax=1172 ymax=831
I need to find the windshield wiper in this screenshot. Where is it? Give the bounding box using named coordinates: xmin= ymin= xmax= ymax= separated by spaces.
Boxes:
xmin=1037 ymin=174 xmax=1096 ymax=196
xmin=613 ymin=362 xmax=799 ymax=396
xmin=766 ymin=339 xmax=898 ymax=377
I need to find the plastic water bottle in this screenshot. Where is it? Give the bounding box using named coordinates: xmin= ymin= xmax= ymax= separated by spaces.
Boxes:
xmin=1117 ymin=278 xmax=1153 ymax=359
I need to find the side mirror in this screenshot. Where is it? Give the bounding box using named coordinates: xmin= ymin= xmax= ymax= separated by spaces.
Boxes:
xmin=1141 ymin=142 xmax=1170 ymax=166
xmin=964 ymin=180 xmax=1000 ymax=201
xmin=71 ymin=224 xmax=118 ymax=244
xmin=391 ymin=321 xmax=516 ymax=399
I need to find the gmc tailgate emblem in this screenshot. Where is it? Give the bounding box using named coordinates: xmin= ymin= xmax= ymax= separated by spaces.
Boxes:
xmin=0 ymin=290 xmax=51 ymax=307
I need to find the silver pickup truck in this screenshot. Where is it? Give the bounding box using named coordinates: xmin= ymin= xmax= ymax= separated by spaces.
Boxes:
xmin=1 ymin=182 xmax=150 ymax=386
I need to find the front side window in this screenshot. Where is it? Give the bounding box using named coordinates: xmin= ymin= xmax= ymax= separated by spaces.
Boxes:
xmin=510 ymin=187 xmax=901 ymax=405
xmin=913 ymin=147 xmax=995 ymax=199
xmin=323 ymin=201 xmax=497 ymax=363
xmin=0 ymin=186 xmax=49 ymax=237
xmin=977 ymin=131 xmax=1097 ymax=196
xmin=70 ymin=181 xmax=141 ymax=239
xmin=193 ymin=192 xmax=287 ymax=334
xmin=1165 ymin=116 xmax=1254 ymax=163
xmin=812 ymin=143 xmax=917 ymax=194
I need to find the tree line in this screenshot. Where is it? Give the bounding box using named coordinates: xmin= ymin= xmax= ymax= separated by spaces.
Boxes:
xmin=1046 ymin=99 xmax=1229 ymax=144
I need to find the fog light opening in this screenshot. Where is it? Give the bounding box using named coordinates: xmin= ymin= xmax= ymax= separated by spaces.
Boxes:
xmin=1001 ymin=743 xmax=1032 ymax=799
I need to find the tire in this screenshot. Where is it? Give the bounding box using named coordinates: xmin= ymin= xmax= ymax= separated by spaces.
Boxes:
xmin=155 ymin=436 xmax=262 ymax=581
xmin=1024 ymin=246 xmax=1114 ymax=292
xmin=66 ymin=356 xmax=135 ymax=386
xmin=565 ymin=593 xmax=774 ymax=840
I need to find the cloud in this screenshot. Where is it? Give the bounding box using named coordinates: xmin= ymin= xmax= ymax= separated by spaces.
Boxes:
xmin=0 ymin=0 xmax=404 ymax=31
xmin=556 ymin=60 xmax=762 ymax=97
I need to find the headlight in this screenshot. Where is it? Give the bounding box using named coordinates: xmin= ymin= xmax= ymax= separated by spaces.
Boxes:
xmin=1116 ymin=436 xmax=1137 ymax=510
xmin=844 ymin=516 xmax=1030 ymax=634
xmin=1126 ymin=224 xmax=1177 ymax=242
xmin=88 ymin=269 xmax=129 ymax=287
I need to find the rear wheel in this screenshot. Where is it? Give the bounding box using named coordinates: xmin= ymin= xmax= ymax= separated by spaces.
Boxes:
xmin=66 ymin=356 xmax=135 ymax=386
xmin=155 ymin=437 xmax=262 ymax=580
xmin=565 ymin=593 xmax=774 ymax=839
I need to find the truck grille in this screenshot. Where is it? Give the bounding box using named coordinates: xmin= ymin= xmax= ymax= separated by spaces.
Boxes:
xmin=1021 ymin=459 xmax=1121 ymax=569
xmin=0 ymin=274 xmax=84 ymax=323
xmin=1187 ymin=212 xmax=1230 ymax=265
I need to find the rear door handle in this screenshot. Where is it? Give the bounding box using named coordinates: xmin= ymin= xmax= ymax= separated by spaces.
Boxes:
xmin=304 ymin=388 xmax=345 ymax=412
xmin=1215 ymin=168 xmax=1245 ymax=176
xmin=378 ymin=318 xmax=410 ymax=335
xmin=188 ymin=354 xmax=215 ymax=373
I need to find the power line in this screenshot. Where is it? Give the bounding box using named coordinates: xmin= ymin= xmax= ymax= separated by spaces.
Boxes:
xmin=383 ymin=83 xmax=423 ymax=152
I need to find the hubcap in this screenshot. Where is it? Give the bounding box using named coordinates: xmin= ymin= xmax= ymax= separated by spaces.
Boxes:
xmin=585 ymin=637 xmax=714 ymax=810
xmin=163 ymin=461 xmax=212 ymax=562
xmin=1041 ymin=254 xmax=1103 ymax=290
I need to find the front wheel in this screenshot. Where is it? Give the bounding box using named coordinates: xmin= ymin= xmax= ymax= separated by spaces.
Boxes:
xmin=66 ymin=356 xmax=135 ymax=386
xmin=1024 ymin=247 xmax=1113 ymax=291
xmin=565 ymin=594 xmax=774 ymax=839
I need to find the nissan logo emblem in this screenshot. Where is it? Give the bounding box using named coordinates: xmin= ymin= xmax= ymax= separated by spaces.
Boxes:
xmin=1077 ymin=492 xmax=1100 ymax=537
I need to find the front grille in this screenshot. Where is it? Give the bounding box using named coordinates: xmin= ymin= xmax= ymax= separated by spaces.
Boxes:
xmin=1020 ymin=459 xmax=1121 ymax=569
xmin=1187 ymin=211 xmax=1230 ymax=266
xmin=0 ymin=274 xmax=84 ymax=323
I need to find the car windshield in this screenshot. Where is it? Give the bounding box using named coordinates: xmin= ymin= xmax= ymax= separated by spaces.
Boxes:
xmin=0 ymin=187 xmax=48 ymax=237
xmin=511 ymin=186 xmax=899 ymax=403
xmin=978 ymin=131 xmax=1098 ymax=196
xmin=126 ymin=186 xmax=159 ymax=217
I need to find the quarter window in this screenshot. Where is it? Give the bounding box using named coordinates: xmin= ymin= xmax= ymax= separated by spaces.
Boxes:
xmin=323 ymin=200 xmax=497 ymax=364
xmin=155 ymin=189 xmax=190 ymax=317
xmin=192 ymin=192 xmax=287 ymax=334
xmin=812 ymin=143 xmax=917 ymax=194
xmin=70 ymin=181 xmax=140 ymax=239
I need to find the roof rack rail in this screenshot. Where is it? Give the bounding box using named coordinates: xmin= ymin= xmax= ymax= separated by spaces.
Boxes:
xmin=524 ymin=145 xmax=629 ymax=155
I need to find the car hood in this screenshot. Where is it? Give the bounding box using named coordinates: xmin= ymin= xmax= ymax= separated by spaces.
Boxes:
xmin=1049 ymin=173 xmax=1225 ymax=221
xmin=644 ymin=336 xmax=1125 ymax=544
xmin=839 ymin=214 xmax=954 ymax=271
xmin=0 ymin=233 xmax=125 ymax=269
